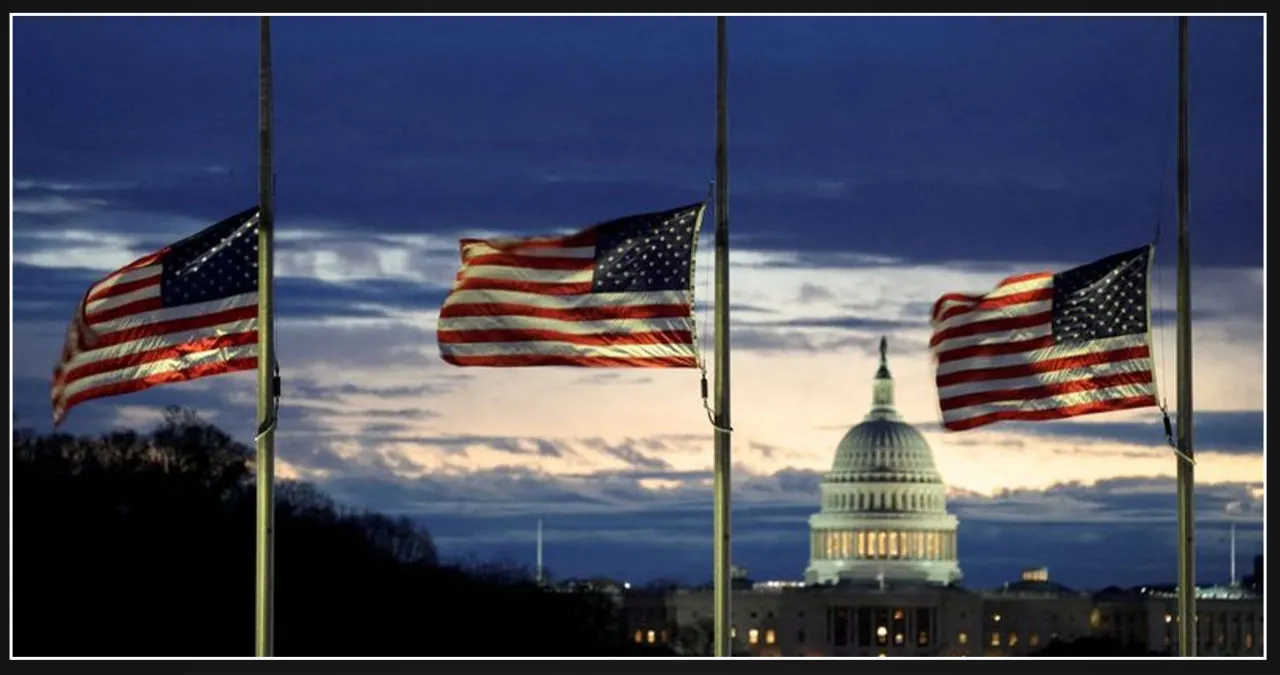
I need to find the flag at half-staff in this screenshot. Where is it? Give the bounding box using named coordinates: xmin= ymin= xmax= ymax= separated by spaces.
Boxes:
xmin=437 ymin=203 xmax=707 ymax=368
xmin=929 ymin=245 xmax=1159 ymax=432
xmin=51 ymin=207 xmax=262 ymax=427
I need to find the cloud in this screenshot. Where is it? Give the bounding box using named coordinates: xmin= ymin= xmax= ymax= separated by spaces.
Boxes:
xmin=986 ymin=411 xmax=1263 ymax=456
xmin=275 ymin=277 xmax=451 ymax=320
xmin=290 ymin=451 xmax=1262 ymax=590
xmin=754 ymin=316 xmax=921 ymax=332
xmin=796 ymin=283 xmax=835 ymax=304
xmin=581 ymin=439 xmax=674 ymax=471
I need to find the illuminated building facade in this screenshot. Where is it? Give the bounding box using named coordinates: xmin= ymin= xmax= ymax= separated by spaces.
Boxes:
xmin=805 ymin=339 xmax=961 ymax=586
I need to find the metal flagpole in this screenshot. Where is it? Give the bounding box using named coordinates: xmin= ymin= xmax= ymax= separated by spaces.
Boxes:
xmin=712 ymin=15 xmax=733 ymax=659
xmin=1174 ymin=14 xmax=1196 ymax=658
xmin=255 ymin=14 xmax=279 ymax=658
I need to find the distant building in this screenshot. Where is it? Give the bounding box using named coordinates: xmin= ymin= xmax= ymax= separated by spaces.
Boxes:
xmin=617 ymin=338 xmax=1263 ymax=657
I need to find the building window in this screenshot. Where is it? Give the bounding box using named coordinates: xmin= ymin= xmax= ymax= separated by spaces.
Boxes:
xmin=857 ymin=607 xmax=872 ymax=646
xmin=894 ymin=633 xmax=904 ymax=646
xmin=1089 ymin=609 xmax=1102 ymax=629
xmin=858 ymin=531 xmax=867 ymax=557
xmin=731 ymin=626 xmax=737 ymax=639
xmin=1029 ymin=634 xmax=1039 ymax=647
xmin=647 ymin=630 xmax=656 ymax=644
xmin=957 ymin=632 xmax=968 ymax=645
xmin=1245 ymin=634 xmax=1254 ymax=649
xmin=834 ymin=607 xmax=849 ymax=647
xmin=660 ymin=630 xmax=668 ymax=643
xmin=1009 ymin=633 xmax=1019 ymax=647
xmin=748 ymin=629 xmax=759 ymax=645
xmin=916 ymin=608 xmax=931 ymax=647
xmin=634 ymin=630 xmax=643 ymax=644
xmin=765 ymin=629 xmax=776 ymax=645
xmin=990 ymin=633 xmax=1001 ymax=647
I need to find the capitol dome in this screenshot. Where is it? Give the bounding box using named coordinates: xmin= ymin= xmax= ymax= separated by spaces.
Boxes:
xmin=804 ymin=337 xmax=963 ymax=587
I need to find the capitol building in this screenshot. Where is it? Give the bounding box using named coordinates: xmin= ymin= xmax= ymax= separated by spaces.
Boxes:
xmin=618 ymin=339 xmax=1264 ymax=657
xmin=805 ymin=338 xmax=961 ymax=587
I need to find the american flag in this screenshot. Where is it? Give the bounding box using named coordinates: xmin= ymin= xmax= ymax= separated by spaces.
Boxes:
xmin=929 ymin=245 xmax=1158 ymax=432
xmin=437 ymin=203 xmax=706 ymax=368
xmin=51 ymin=207 xmax=261 ymax=426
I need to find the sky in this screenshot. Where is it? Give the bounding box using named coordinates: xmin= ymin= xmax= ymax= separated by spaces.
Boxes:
xmin=9 ymin=14 xmax=1266 ymax=590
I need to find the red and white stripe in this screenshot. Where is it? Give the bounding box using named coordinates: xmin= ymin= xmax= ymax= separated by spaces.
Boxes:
xmin=51 ymin=253 xmax=258 ymax=426
xmin=437 ymin=229 xmax=698 ymax=368
xmin=929 ymin=272 xmax=1157 ymax=432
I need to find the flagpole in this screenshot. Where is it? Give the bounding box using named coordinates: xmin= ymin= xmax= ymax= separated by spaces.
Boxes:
xmin=255 ymin=14 xmax=278 ymax=658
xmin=712 ymin=15 xmax=732 ymax=659
xmin=1174 ymin=15 xmax=1196 ymax=657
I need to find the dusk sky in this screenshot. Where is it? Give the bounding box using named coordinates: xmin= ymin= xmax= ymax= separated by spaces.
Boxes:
xmin=10 ymin=14 xmax=1265 ymax=590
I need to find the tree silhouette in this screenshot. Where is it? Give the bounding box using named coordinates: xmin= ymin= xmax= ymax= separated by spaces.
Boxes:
xmin=12 ymin=409 xmax=662 ymax=656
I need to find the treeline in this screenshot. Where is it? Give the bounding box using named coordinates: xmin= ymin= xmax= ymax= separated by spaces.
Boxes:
xmin=12 ymin=408 xmax=669 ymax=657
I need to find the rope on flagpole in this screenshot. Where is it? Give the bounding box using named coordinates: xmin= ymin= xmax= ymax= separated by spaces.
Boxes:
xmin=692 ymin=179 xmax=731 ymax=434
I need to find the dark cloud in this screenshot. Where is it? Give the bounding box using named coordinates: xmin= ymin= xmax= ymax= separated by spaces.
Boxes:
xmin=289 ymin=380 xmax=466 ymax=402
xmin=730 ymin=303 xmax=777 ymax=314
xmin=275 ymin=322 xmax=437 ymax=369
xmin=275 ymin=277 xmax=451 ymax=320
xmin=796 ymin=283 xmax=835 ymax=304
xmin=361 ymin=421 xmax=422 ymax=437
xmin=11 ymin=263 xmax=102 ymax=323
xmin=581 ymin=439 xmax=674 ymax=471
xmin=12 ymin=16 xmax=1262 ymax=266
xmin=354 ymin=435 xmax=569 ymax=459
xmin=732 ymin=329 xmax=819 ymax=353
xmin=994 ymin=410 xmax=1263 ymax=455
